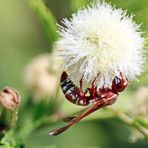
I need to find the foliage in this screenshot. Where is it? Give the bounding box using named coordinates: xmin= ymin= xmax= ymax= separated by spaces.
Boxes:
xmin=0 ymin=0 xmax=148 ymax=147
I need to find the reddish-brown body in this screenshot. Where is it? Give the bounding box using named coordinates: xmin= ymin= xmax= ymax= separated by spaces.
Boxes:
xmin=49 ymin=71 xmax=128 ymax=136
xmin=60 ymin=72 xmax=127 ymax=106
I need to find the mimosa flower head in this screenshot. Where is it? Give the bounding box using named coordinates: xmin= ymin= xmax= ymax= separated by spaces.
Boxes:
xmin=58 ymin=1 xmax=145 ymax=89
xmin=132 ymin=86 xmax=148 ymax=118
xmin=129 ymin=86 xmax=148 ymax=142
xmin=25 ymin=53 xmax=62 ymax=100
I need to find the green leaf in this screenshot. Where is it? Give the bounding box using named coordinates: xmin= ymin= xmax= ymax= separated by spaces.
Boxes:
xmin=70 ymin=0 xmax=91 ymax=12
xmin=134 ymin=116 xmax=148 ymax=129
xmin=0 ymin=130 xmax=24 ymax=148
xmin=28 ymin=0 xmax=59 ymax=45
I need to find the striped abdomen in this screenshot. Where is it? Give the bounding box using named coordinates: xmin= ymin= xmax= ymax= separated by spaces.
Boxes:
xmin=60 ymin=72 xmax=89 ymax=106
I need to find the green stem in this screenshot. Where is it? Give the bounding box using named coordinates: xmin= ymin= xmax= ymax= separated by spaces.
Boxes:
xmin=0 ymin=107 xmax=3 ymax=117
xmin=105 ymin=107 xmax=148 ymax=138
xmin=28 ymin=0 xmax=59 ymax=44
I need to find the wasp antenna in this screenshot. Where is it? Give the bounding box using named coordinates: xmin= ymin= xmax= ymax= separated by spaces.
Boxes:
xmin=48 ymin=125 xmax=70 ymax=136
xmin=49 ymin=99 xmax=111 ymax=136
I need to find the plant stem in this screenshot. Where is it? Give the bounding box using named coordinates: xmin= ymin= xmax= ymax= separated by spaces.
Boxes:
xmin=105 ymin=107 xmax=148 ymax=138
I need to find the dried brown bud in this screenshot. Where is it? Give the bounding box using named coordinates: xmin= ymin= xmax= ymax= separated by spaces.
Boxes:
xmin=0 ymin=87 xmax=20 ymax=111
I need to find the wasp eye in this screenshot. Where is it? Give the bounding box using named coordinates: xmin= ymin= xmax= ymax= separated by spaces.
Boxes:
xmin=112 ymin=75 xmax=127 ymax=92
xmin=114 ymin=76 xmax=121 ymax=85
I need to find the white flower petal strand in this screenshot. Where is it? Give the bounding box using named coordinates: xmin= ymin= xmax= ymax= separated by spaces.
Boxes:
xmin=58 ymin=1 xmax=145 ymax=89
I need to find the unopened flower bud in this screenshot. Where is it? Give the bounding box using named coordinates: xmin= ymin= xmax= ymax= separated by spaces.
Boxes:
xmin=0 ymin=87 xmax=20 ymax=111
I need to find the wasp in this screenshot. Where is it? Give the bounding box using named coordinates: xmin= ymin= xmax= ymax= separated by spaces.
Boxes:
xmin=49 ymin=71 xmax=128 ymax=136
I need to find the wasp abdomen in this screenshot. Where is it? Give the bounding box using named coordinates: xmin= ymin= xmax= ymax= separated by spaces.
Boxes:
xmin=61 ymin=72 xmax=89 ymax=106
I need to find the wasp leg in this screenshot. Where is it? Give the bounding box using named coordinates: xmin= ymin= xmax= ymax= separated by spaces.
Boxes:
xmin=48 ymin=96 xmax=117 ymax=136
xmin=91 ymin=78 xmax=97 ymax=97
xmin=62 ymin=116 xmax=77 ymax=122
xmin=79 ymin=78 xmax=88 ymax=96
xmin=80 ymin=78 xmax=83 ymax=92
xmin=62 ymin=108 xmax=87 ymax=122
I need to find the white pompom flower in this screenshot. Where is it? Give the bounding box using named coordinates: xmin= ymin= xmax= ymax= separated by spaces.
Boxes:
xmin=58 ymin=1 xmax=145 ymax=89
xmin=25 ymin=53 xmax=62 ymax=100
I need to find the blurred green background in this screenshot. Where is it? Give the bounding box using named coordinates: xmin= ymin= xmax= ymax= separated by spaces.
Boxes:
xmin=0 ymin=0 xmax=148 ymax=148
